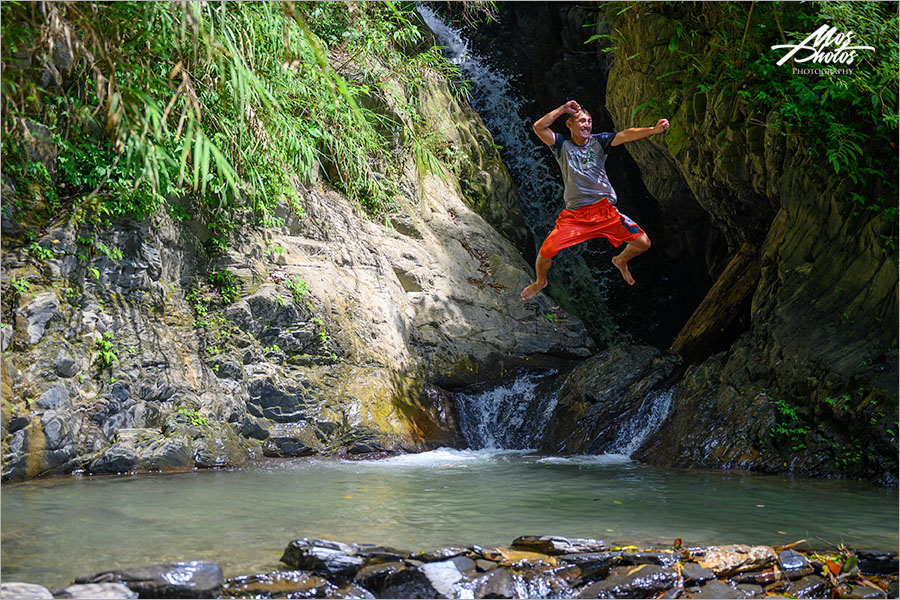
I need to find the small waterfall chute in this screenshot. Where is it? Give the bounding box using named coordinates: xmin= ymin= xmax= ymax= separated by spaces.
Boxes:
xmin=455 ymin=366 xmax=675 ymax=457
xmin=455 ymin=371 xmax=560 ymax=450
xmin=417 ymin=6 xmax=563 ymax=237
xmin=608 ymin=387 xmax=675 ymax=457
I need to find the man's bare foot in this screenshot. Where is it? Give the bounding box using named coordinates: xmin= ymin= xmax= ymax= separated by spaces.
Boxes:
xmin=521 ymin=280 xmax=547 ymax=301
xmin=611 ymin=255 xmax=635 ymax=286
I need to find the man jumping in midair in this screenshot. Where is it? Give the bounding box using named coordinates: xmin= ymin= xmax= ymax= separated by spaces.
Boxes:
xmin=521 ymin=100 xmax=669 ymax=301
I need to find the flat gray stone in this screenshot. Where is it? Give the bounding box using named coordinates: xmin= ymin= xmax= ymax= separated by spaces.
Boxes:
xmin=419 ymin=560 xmax=463 ymax=598
xmin=35 ymin=385 xmax=69 ymax=411
xmin=75 ymin=561 xmax=223 ymax=598
xmin=0 ymin=583 xmax=53 ymax=599
xmin=512 ymin=535 xmax=608 ymax=555
xmin=56 ymin=583 xmax=138 ymax=598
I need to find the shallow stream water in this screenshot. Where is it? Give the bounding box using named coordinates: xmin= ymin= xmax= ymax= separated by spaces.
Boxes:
xmin=2 ymin=449 xmax=896 ymax=589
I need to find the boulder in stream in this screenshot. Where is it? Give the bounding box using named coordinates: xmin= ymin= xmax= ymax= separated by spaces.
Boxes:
xmin=54 ymin=583 xmax=138 ymax=599
xmin=280 ymin=539 xmax=366 ymax=582
xmin=0 ymin=583 xmax=54 ymax=599
xmin=512 ymin=535 xmax=608 ymax=555
xmin=221 ymin=570 xmax=337 ymax=599
xmin=74 ymin=561 xmax=223 ymax=599
xmin=577 ymin=564 xmax=679 ymax=598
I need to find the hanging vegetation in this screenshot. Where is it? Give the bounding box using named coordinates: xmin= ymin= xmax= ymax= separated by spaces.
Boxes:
xmin=1 ymin=1 xmax=462 ymax=250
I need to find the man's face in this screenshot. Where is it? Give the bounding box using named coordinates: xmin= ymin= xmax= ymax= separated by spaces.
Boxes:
xmin=568 ymin=111 xmax=592 ymax=139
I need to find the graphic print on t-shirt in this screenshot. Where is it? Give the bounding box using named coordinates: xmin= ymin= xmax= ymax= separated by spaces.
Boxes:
xmin=550 ymin=132 xmax=618 ymax=209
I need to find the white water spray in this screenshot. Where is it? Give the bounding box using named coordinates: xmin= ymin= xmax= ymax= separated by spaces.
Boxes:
xmin=455 ymin=372 xmax=559 ymax=450
xmin=417 ymin=6 xmax=563 ymax=239
xmin=610 ymin=388 xmax=675 ymax=456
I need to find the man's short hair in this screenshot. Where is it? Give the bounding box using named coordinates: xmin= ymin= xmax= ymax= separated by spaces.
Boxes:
xmin=566 ymin=109 xmax=591 ymax=122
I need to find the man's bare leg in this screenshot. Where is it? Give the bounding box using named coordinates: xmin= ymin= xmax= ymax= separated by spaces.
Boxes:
xmin=521 ymin=254 xmax=552 ymax=300
xmin=611 ymin=233 xmax=651 ymax=286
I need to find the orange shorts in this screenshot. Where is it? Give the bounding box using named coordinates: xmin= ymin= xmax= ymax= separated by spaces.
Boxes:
xmin=539 ymin=199 xmax=644 ymax=258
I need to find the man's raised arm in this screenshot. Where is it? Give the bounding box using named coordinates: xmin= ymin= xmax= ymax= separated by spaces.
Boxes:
xmin=610 ymin=118 xmax=670 ymax=146
xmin=532 ymin=100 xmax=581 ymax=146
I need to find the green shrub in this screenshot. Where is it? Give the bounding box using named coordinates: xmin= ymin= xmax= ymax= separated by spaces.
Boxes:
xmin=1 ymin=1 xmax=462 ymax=246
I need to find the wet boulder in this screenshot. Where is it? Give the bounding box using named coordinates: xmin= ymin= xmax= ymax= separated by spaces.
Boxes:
xmin=512 ymin=535 xmax=608 ymax=555
xmin=557 ymin=552 xmax=619 ymax=580
xmin=410 ymin=547 xmax=468 ymax=563
xmin=75 ymin=561 xmax=224 ymax=599
xmin=787 ymin=575 xmax=828 ymax=597
xmin=353 ymin=561 xmax=408 ymax=592
xmin=777 ymin=548 xmax=814 ymax=579
xmin=539 ymin=346 xmax=680 ymax=455
xmin=469 ymin=568 xmax=516 ymax=598
xmin=355 ymin=544 xmax=410 ymax=565
xmin=353 ymin=561 xmax=441 ymax=599
xmin=0 ymin=582 xmax=54 ymax=599
xmin=280 ymin=539 xmax=365 ymax=582
xmin=332 ymin=583 xmax=377 ymax=599
xmin=681 ymin=562 xmax=716 ymax=584
xmin=221 ymin=570 xmax=337 ymax=599
xmin=577 ymin=564 xmax=679 ymax=598
xmin=54 ymin=583 xmax=138 ymax=599
xmin=856 ymin=549 xmax=899 ymax=576
xmin=687 ymin=579 xmax=762 ymax=598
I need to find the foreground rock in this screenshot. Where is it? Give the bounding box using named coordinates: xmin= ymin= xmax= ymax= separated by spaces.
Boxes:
xmin=73 ymin=561 xmax=223 ymax=599
xmin=5 ymin=536 xmax=896 ymax=599
xmin=265 ymin=537 xmax=900 ymax=599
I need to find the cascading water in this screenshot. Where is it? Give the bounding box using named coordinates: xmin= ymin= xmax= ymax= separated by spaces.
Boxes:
xmin=455 ymin=371 xmax=560 ymax=450
xmin=418 ymin=6 xmax=618 ymax=336
xmin=417 ymin=6 xmax=562 ymax=235
xmin=455 ymin=367 xmax=675 ymax=456
xmin=420 ymin=7 xmax=677 ymax=457
xmin=608 ymin=387 xmax=675 ymax=456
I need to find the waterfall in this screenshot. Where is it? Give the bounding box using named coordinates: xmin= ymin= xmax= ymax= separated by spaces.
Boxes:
xmin=455 ymin=372 xmax=560 ymax=450
xmin=609 ymin=388 xmax=675 ymax=456
xmin=420 ymin=8 xmax=673 ymax=457
xmin=455 ymin=370 xmax=675 ymax=456
xmin=418 ymin=5 xmax=615 ymax=328
xmin=417 ymin=5 xmax=563 ymax=243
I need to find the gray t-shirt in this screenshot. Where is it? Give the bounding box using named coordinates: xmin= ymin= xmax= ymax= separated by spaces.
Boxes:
xmin=550 ymin=132 xmax=617 ymax=209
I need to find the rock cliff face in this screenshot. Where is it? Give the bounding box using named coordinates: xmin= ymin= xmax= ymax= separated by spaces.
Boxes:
xmin=600 ymin=4 xmax=897 ymax=482
xmin=447 ymin=3 xmax=897 ymax=482
xmin=0 ymin=68 xmax=593 ymax=479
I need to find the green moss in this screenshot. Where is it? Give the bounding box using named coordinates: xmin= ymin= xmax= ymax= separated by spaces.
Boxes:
xmin=664 ymin=109 xmax=690 ymax=159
